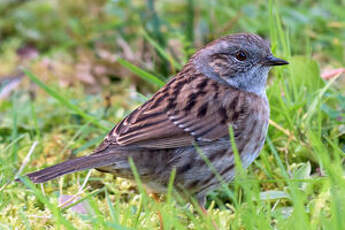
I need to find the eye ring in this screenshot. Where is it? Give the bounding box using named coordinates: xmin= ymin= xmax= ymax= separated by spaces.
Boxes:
xmin=235 ymin=50 xmax=247 ymax=61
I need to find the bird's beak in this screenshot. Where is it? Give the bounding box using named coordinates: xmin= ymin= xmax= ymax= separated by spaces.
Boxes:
xmin=263 ymin=55 xmax=289 ymax=66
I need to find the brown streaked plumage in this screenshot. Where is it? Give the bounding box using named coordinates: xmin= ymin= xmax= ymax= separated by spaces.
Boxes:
xmin=24 ymin=33 xmax=288 ymax=206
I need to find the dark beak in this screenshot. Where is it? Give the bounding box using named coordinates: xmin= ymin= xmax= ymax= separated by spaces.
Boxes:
xmin=263 ymin=55 xmax=289 ymax=66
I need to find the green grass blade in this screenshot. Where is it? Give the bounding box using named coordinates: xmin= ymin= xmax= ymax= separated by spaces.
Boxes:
xmin=117 ymin=58 xmax=165 ymax=87
xmin=142 ymin=30 xmax=182 ymax=70
xmin=19 ymin=177 xmax=76 ymax=230
xmin=23 ymin=69 xmax=108 ymax=131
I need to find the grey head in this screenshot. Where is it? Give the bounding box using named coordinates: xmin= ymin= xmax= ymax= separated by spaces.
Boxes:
xmin=192 ymin=33 xmax=288 ymax=96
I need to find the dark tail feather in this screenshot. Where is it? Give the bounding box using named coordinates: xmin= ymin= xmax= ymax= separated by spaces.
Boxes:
xmin=24 ymin=153 xmax=118 ymax=183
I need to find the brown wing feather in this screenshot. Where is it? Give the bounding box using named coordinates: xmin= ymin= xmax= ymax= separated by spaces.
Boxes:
xmin=165 ymin=75 xmax=248 ymax=142
xmin=103 ymin=67 xmax=253 ymax=149
xmin=107 ymin=75 xmax=195 ymax=148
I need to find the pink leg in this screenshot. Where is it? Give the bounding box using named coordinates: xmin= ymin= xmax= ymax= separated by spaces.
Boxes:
xmin=199 ymin=203 xmax=219 ymax=230
xmin=151 ymin=193 xmax=164 ymax=230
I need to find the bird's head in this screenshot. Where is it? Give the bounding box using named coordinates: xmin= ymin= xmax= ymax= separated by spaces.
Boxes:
xmin=192 ymin=33 xmax=288 ymax=96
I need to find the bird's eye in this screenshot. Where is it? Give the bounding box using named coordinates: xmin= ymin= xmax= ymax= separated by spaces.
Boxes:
xmin=235 ymin=50 xmax=247 ymax=61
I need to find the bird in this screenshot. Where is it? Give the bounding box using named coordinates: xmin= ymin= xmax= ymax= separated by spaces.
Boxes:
xmin=24 ymin=33 xmax=288 ymax=208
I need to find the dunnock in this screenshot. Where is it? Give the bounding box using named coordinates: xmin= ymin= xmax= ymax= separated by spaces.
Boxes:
xmin=24 ymin=33 xmax=288 ymax=207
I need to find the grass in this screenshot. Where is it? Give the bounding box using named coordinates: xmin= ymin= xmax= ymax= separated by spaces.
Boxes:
xmin=1 ymin=0 xmax=345 ymax=229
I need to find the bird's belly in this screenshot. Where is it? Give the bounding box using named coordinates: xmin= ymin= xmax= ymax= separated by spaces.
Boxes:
xmin=238 ymin=119 xmax=268 ymax=169
xmin=179 ymin=117 xmax=269 ymax=196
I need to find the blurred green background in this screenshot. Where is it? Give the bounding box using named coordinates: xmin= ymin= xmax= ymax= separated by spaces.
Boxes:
xmin=1 ymin=0 xmax=344 ymax=84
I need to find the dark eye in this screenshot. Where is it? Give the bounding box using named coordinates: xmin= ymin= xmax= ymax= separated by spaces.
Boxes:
xmin=235 ymin=50 xmax=247 ymax=61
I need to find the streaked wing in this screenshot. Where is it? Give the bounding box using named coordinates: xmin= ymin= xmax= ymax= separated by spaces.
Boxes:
xmin=106 ymin=69 xmax=249 ymax=149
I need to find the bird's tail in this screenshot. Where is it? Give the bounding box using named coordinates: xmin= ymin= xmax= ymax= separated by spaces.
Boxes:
xmin=24 ymin=153 xmax=118 ymax=184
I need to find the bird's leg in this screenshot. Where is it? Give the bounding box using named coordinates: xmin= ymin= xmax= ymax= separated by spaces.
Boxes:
xmin=199 ymin=205 xmax=219 ymax=230
xmin=197 ymin=197 xmax=219 ymax=230
xmin=150 ymin=193 xmax=164 ymax=230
